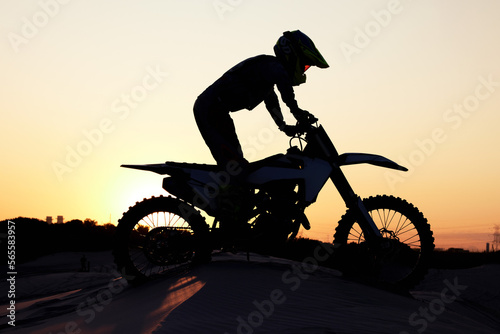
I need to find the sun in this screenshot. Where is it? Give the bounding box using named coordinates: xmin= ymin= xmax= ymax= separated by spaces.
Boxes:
xmin=106 ymin=172 xmax=168 ymax=225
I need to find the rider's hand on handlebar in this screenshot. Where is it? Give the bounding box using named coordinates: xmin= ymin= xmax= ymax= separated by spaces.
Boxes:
xmin=282 ymin=125 xmax=298 ymax=137
xmin=292 ymin=108 xmax=318 ymax=125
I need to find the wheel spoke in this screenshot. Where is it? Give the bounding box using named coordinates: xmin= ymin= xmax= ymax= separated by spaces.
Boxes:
xmin=333 ymin=195 xmax=434 ymax=289
xmin=114 ymin=197 xmax=210 ymax=284
xmin=393 ymin=216 xmax=407 ymax=235
xmin=348 ymin=224 xmax=364 ymax=242
xmin=375 ymin=209 xmax=385 ymax=229
xmin=392 ymin=214 xmax=405 ymax=236
xmin=142 ymin=215 xmax=155 ymax=229
xmin=388 ymin=210 xmax=400 ymax=231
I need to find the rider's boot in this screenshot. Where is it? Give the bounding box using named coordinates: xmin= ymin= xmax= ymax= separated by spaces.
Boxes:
xmin=218 ymin=184 xmax=251 ymax=251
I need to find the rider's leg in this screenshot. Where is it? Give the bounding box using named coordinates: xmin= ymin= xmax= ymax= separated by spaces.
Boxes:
xmin=194 ymin=98 xmax=248 ymax=168
xmin=194 ymin=99 xmax=250 ymax=242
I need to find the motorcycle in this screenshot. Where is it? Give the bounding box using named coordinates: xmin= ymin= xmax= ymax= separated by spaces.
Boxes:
xmin=113 ymin=115 xmax=434 ymax=289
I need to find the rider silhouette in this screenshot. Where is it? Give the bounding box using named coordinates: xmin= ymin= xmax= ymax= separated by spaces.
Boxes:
xmin=193 ymin=31 xmax=329 ymax=239
xmin=194 ymin=30 xmax=329 ymax=173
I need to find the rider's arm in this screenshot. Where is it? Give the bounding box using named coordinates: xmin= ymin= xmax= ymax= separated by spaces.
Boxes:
xmin=264 ymin=90 xmax=300 ymax=136
xmin=267 ymin=62 xmax=297 ymax=109
xmin=274 ymin=74 xmax=316 ymax=127
xmin=275 ymin=78 xmax=299 ymax=113
xmin=271 ymin=65 xmax=317 ymax=125
xmin=264 ymin=90 xmax=286 ymax=130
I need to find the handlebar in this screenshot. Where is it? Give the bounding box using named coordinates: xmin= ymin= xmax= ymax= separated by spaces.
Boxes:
xmin=285 ymin=114 xmax=318 ymax=137
xmin=295 ymin=120 xmax=316 ymax=135
xmin=285 ymin=113 xmax=319 ymax=151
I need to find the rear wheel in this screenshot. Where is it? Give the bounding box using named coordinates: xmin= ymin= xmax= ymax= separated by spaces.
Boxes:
xmin=113 ymin=196 xmax=210 ymax=285
xmin=333 ymin=195 xmax=434 ymax=290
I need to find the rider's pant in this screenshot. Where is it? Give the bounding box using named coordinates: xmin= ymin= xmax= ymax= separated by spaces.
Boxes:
xmin=194 ymin=95 xmax=250 ymax=232
xmin=193 ymin=95 xmax=249 ymax=172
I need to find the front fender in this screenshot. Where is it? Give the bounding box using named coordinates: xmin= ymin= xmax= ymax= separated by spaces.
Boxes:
xmin=337 ymin=153 xmax=407 ymax=171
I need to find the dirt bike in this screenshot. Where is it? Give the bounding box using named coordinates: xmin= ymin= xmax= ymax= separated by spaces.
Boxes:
xmin=113 ymin=115 xmax=434 ymax=289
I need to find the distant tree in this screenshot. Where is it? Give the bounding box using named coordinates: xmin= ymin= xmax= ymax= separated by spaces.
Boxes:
xmin=66 ymin=219 xmax=84 ymax=227
xmin=10 ymin=217 xmax=47 ymax=225
xmin=83 ymin=218 xmax=98 ymax=228
xmin=1 ymin=216 xmax=116 ymax=264
xmin=1 ymin=217 xmax=49 ymax=263
xmin=102 ymin=223 xmax=116 ymax=232
xmin=136 ymin=224 xmax=149 ymax=234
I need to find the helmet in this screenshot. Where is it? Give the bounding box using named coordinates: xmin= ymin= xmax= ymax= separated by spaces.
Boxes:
xmin=274 ymin=30 xmax=329 ymax=86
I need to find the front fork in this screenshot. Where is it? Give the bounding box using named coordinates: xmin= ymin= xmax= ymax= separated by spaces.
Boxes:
xmin=329 ymin=164 xmax=383 ymax=243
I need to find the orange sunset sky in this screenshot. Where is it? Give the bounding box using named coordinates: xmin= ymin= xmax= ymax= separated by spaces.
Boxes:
xmin=1 ymin=0 xmax=499 ymax=251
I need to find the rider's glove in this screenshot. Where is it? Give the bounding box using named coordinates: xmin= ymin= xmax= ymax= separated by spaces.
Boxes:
xmin=292 ymin=108 xmax=318 ymax=125
xmin=282 ymin=125 xmax=298 ymax=137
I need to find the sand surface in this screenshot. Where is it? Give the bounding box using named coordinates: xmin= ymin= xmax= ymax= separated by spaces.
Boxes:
xmin=1 ymin=251 xmax=499 ymax=333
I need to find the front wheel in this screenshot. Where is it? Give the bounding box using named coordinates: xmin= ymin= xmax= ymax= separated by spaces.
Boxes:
xmin=113 ymin=196 xmax=211 ymax=285
xmin=333 ymin=195 xmax=434 ymax=290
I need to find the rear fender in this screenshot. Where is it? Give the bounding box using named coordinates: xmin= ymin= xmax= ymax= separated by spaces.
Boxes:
xmin=122 ymin=163 xmax=221 ymax=214
xmin=121 ymin=161 xmax=219 ymax=177
xmin=121 ymin=163 xmax=182 ymax=175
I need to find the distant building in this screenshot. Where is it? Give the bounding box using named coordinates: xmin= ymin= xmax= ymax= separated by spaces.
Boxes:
xmin=57 ymin=215 xmax=64 ymax=224
xmin=493 ymin=225 xmax=500 ymax=252
xmin=46 ymin=216 xmax=53 ymax=224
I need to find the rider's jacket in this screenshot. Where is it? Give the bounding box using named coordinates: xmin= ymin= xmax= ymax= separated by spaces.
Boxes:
xmin=197 ymin=55 xmax=299 ymax=125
